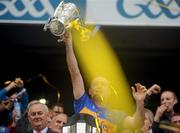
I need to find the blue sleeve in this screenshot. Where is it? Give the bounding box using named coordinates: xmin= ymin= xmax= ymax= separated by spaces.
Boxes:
xmin=73 ymin=92 xmax=92 ymax=113
xmin=0 ymin=88 xmax=8 ymax=101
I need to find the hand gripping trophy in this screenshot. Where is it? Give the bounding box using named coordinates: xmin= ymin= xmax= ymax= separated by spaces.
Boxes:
xmin=43 ymin=0 xmax=80 ymax=42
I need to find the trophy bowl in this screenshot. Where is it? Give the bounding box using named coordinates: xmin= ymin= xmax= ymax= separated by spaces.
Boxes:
xmin=49 ymin=18 xmax=65 ymax=36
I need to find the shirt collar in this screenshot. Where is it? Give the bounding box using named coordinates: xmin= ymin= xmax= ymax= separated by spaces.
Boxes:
xmin=33 ymin=127 xmax=48 ymax=133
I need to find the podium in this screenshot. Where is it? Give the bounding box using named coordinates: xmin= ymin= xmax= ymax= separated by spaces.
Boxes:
xmin=62 ymin=113 xmax=98 ymax=133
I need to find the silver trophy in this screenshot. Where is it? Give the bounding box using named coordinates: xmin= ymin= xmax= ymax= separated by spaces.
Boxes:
xmin=44 ymin=0 xmax=79 ymax=42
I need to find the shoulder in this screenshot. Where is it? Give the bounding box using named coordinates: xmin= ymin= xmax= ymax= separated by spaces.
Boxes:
xmin=47 ymin=128 xmax=56 ymax=133
xmin=25 ymin=129 xmax=33 ymax=133
xmin=74 ymin=92 xmax=95 ymax=113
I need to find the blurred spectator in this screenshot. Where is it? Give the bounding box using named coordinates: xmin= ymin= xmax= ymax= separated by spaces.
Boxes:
xmin=0 ymin=78 xmax=29 ymax=126
xmin=51 ymin=103 xmax=64 ymax=117
xmin=141 ymin=108 xmax=154 ymax=133
xmin=7 ymin=109 xmax=17 ymax=133
xmin=152 ymin=90 xmax=178 ymax=133
xmin=27 ymin=100 xmax=55 ymax=133
xmin=171 ymin=113 xmax=180 ymax=133
xmin=48 ymin=113 xmax=68 ymax=133
xmin=14 ymin=111 xmax=31 ymax=133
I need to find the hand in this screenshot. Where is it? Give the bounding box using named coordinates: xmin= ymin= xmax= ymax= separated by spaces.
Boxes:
xmin=131 ymin=83 xmax=147 ymax=103
xmin=1 ymin=100 xmax=13 ymax=110
xmin=147 ymin=84 xmax=161 ymax=95
xmin=63 ymin=31 xmax=72 ymax=46
xmin=157 ymin=104 xmax=167 ymax=115
xmin=14 ymin=78 xmax=24 ymax=88
xmin=154 ymin=104 xmax=167 ymax=122
xmin=5 ymin=81 xmax=17 ymax=91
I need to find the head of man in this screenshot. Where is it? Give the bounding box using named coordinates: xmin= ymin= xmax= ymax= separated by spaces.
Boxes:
xmin=49 ymin=113 xmax=68 ymax=133
xmin=171 ymin=113 xmax=180 ymax=125
xmin=52 ymin=104 xmax=64 ymax=117
xmin=89 ymin=77 xmax=111 ymax=106
xmin=160 ymin=91 xmax=177 ymax=112
xmin=171 ymin=113 xmax=180 ymax=133
xmin=27 ymin=100 xmax=49 ymax=131
xmin=142 ymin=109 xmax=154 ymax=132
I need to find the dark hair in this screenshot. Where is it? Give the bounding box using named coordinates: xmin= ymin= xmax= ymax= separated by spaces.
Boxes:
xmin=49 ymin=102 xmax=64 ymax=109
xmin=173 ymin=102 xmax=180 ymax=113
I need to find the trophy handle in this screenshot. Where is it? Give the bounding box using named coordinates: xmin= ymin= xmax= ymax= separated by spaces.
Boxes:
xmin=43 ymin=17 xmax=52 ymax=31
xmin=57 ymin=35 xmax=64 ymax=43
xmin=54 ymin=1 xmax=64 ymax=18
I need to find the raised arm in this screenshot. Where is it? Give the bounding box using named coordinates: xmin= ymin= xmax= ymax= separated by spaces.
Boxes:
xmin=63 ymin=32 xmax=85 ymax=100
xmin=123 ymin=83 xmax=146 ymax=129
xmin=0 ymin=79 xmax=18 ymax=101
xmin=144 ymin=84 xmax=161 ymax=109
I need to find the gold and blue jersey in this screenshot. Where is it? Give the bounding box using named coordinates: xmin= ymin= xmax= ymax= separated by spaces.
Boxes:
xmin=74 ymin=92 xmax=121 ymax=133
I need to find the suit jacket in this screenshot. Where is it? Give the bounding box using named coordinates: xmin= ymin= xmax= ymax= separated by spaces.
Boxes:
xmin=27 ymin=128 xmax=56 ymax=133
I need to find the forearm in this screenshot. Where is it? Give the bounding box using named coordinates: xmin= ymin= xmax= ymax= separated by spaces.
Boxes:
xmin=144 ymin=94 xmax=152 ymax=109
xmin=134 ymin=100 xmax=145 ymax=127
xmin=65 ymin=43 xmax=85 ymax=99
xmin=123 ymin=101 xmax=144 ymax=129
xmin=154 ymin=113 xmax=161 ymax=122
xmin=66 ymin=44 xmax=80 ymax=75
xmin=0 ymin=82 xmax=16 ymax=100
xmin=0 ymin=88 xmax=8 ymax=101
